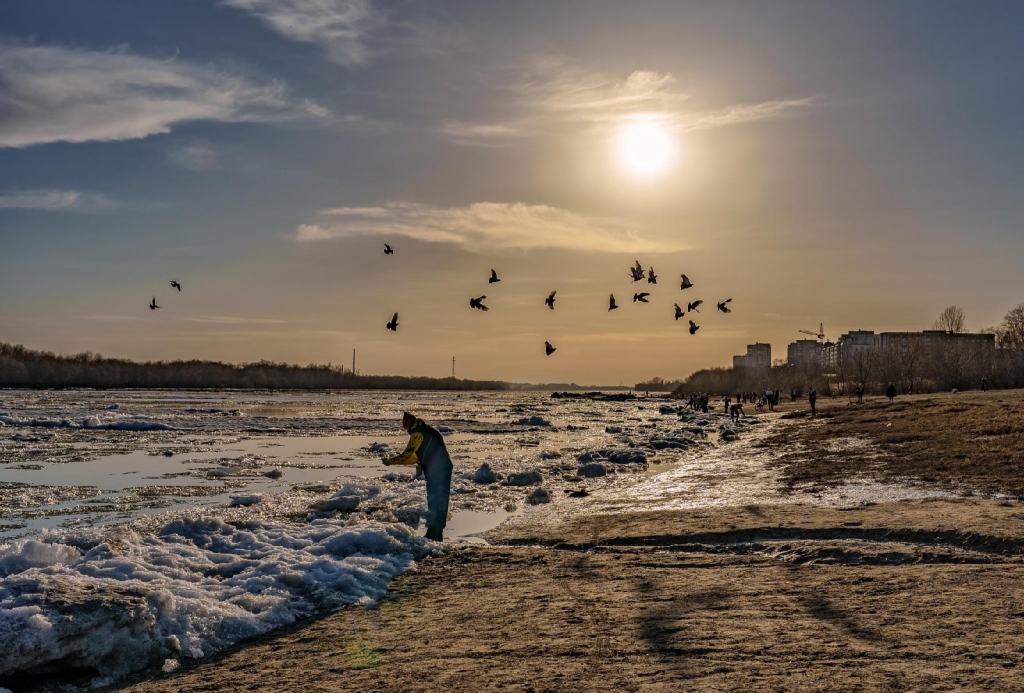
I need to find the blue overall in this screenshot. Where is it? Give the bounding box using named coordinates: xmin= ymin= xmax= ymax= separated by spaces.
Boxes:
xmin=387 ymin=419 xmax=453 ymax=541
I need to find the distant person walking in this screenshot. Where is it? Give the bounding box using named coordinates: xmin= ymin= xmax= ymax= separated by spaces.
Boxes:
xmin=808 ymin=386 xmax=817 ymax=417
xmin=856 ymin=384 xmax=865 ymax=404
xmin=982 ymin=376 xmax=989 ymax=392
xmin=886 ymin=382 xmax=897 ymax=402
xmin=383 ymin=412 xmax=453 ymax=541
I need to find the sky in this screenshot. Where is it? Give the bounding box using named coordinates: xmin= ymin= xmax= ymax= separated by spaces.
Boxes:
xmin=2 ymin=1 xmax=1024 ymax=385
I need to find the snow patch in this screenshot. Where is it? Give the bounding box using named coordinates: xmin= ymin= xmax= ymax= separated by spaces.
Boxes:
xmin=0 ymin=516 xmax=430 ymax=683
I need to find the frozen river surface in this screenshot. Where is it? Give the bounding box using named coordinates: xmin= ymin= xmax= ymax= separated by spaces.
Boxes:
xmin=0 ymin=389 xmax=945 ymax=689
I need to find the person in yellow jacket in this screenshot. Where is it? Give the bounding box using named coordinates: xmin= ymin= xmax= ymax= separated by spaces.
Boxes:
xmin=383 ymin=412 xmax=453 ymax=541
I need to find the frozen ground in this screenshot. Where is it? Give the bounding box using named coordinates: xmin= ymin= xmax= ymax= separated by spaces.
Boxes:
xmin=0 ymin=390 xmax=951 ymax=690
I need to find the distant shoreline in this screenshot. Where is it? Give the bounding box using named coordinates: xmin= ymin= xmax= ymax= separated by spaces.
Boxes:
xmin=0 ymin=341 xmax=631 ymax=392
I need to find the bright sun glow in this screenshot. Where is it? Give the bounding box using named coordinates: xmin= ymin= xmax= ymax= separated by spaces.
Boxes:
xmin=616 ymin=118 xmax=675 ymax=178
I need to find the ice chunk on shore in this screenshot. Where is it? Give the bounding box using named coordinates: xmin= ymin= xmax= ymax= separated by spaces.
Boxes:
xmin=0 ymin=540 xmax=82 ymax=578
xmin=0 ymin=516 xmax=429 ymax=684
xmin=309 ymin=495 xmax=361 ymax=513
xmin=514 ymin=416 xmax=551 ymax=427
xmin=472 ymin=463 xmax=499 ymax=484
xmin=506 ymin=471 xmax=542 ymax=486
xmin=577 ymin=463 xmax=608 ymax=478
xmin=527 ymin=488 xmax=550 ymax=505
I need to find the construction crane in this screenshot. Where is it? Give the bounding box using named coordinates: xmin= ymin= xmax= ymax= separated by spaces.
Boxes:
xmin=799 ymin=323 xmax=826 ymax=341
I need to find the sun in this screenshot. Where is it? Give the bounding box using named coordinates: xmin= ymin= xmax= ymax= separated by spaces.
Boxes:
xmin=616 ymin=117 xmax=675 ymax=178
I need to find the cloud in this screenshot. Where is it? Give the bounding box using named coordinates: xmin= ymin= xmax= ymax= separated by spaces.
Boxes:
xmin=293 ymin=201 xmax=679 ymax=253
xmin=444 ymin=60 xmax=815 ymax=145
xmin=178 ymin=316 xmax=288 ymax=325
xmin=221 ymin=0 xmax=383 ymax=66
xmin=167 ymin=143 xmax=219 ymax=171
xmin=0 ymin=42 xmax=324 ymax=148
xmin=0 ymin=189 xmax=118 ymax=211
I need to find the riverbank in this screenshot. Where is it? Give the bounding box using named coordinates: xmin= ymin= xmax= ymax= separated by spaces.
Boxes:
xmin=102 ymin=391 xmax=1024 ymax=692
xmin=107 ymin=498 xmax=1024 ymax=692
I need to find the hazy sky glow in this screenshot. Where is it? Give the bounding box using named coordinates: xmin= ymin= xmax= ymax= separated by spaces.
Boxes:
xmin=2 ymin=1 xmax=1024 ymax=384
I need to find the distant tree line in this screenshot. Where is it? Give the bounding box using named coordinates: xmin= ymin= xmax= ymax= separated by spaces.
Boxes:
xmin=0 ymin=343 xmax=513 ymax=391
xmin=675 ymin=304 xmax=1024 ymax=398
xmin=635 ymin=376 xmax=684 ymax=392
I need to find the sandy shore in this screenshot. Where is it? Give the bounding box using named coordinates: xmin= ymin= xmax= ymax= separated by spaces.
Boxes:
xmin=106 ymin=497 xmax=1024 ymax=692
xmin=103 ymin=388 xmax=1024 ymax=693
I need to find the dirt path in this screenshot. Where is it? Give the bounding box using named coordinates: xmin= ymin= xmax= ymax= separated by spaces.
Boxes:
xmin=108 ymin=499 xmax=1024 ymax=692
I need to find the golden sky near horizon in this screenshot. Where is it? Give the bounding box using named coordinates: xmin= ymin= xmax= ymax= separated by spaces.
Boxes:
xmin=2 ymin=2 xmax=1024 ymax=384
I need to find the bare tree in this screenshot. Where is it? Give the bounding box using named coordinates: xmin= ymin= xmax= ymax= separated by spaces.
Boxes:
xmin=895 ymin=337 xmax=926 ymax=393
xmin=932 ymin=305 xmax=967 ymax=334
xmin=998 ymin=304 xmax=1024 ymax=351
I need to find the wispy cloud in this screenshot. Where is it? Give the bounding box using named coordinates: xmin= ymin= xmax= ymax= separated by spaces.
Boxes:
xmin=0 ymin=189 xmax=118 ymax=211
xmin=167 ymin=143 xmax=218 ymax=171
xmin=178 ymin=316 xmax=289 ymax=325
xmin=293 ymin=201 xmax=679 ymax=253
xmin=221 ymin=0 xmax=383 ymax=66
xmin=0 ymin=41 xmax=325 ymax=148
xmin=444 ymin=59 xmax=815 ymax=145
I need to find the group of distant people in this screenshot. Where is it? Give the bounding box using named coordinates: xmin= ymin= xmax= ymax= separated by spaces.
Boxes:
xmin=686 ymin=392 xmax=712 ymax=413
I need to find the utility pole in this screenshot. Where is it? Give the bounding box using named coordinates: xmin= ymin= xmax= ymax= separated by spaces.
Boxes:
xmin=451 ymin=356 xmax=456 ymax=379
xmin=352 ymin=349 xmax=356 ymax=376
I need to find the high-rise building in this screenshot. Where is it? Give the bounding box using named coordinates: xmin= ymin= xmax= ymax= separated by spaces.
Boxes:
xmin=745 ymin=343 xmax=772 ymax=369
xmin=787 ymin=339 xmax=822 ymax=368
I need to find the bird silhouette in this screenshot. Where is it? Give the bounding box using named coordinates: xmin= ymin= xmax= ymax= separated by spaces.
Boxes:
xmin=545 ymin=341 xmax=556 ymax=356
xmin=680 ymin=274 xmax=694 ymax=290
xmin=386 ymin=313 xmax=398 ymax=331
xmin=149 ymin=297 xmax=160 ymax=310
xmin=469 ymin=296 xmax=489 ymax=311
xmin=169 ymin=280 xmax=181 ymax=292
xmin=488 ymin=269 xmax=500 ymax=284
xmin=633 ymin=292 xmax=650 ymax=303
xmin=608 ymin=294 xmax=619 ymax=311
xmin=544 ymin=291 xmax=556 ymax=310
xmin=687 ymin=300 xmax=703 ymax=313
xmin=629 ymin=260 xmax=645 ymax=282
xmin=717 ymin=299 xmax=733 ymax=313
xmin=674 ymin=303 xmax=684 ymax=320
xmin=689 ymin=320 xmax=700 ymax=335
xmin=383 ymin=243 xmax=394 ymax=255
xmin=647 ymin=268 xmax=658 ymax=284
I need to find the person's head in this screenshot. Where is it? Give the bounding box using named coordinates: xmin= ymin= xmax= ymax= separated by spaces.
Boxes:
xmin=401 ymin=412 xmax=417 ymax=430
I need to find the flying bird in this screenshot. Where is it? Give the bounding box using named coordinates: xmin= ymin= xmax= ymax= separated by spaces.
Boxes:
xmin=674 ymin=303 xmax=684 ymax=320
xmin=687 ymin=300 xmax=703 ymax=313
xmin=386 ymin=313 xmax=399 ymax=331
xmin=488 ymin=269 xmax=500 ymax=284
xmin=149 ymin=297 xmax=160 ymax=310
xmin=544 ymin=291 xmax=556 ymax=310
xmin=608 ymin=294 xmax=619 ymax=311
xmin=169 ymin=280 xmax=181 ymax=292
xmin=383 ymin=243 xmax=394 ymax=255
xmin=545 ymin=341 xmax=556 ymax=356
xmin=647 ymin=268 xmax=658 ymax=284
xmin=469 ymin=296 xmax=489 ymax=311
xmin=629 ymin=261 xmax=645 ymax=282
xmin=680 ymin=274 xmax=694 ymax=290
xmin=633 ymin=292 xmax=650 ymax=303
xmin=717 ymin=299 xmax=733 ymax=313
xmin=689 ymin=320 xmax=700 ymax=335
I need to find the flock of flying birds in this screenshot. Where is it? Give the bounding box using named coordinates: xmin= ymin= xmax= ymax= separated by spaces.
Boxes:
xmin=146 ymin=250 xmax=734 ymax=358
xmin=380 ymin=249 xmax=735 ymax=357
